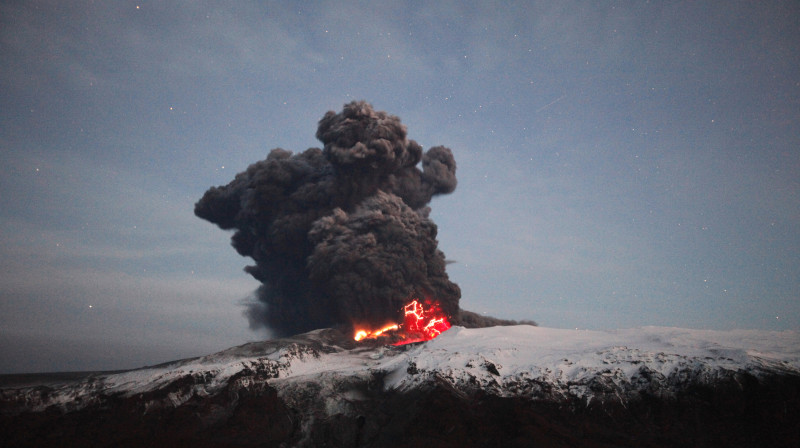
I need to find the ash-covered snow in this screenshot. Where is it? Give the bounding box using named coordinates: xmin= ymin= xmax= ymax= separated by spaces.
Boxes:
xmin=3 ymin=325 xmax=799 ymax=416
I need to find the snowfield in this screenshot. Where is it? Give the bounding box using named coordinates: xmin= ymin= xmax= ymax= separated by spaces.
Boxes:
xmin=4 ymin=325 xmax=800 ymax=447
xmin=3 ymin=325 xmax=799 ymax=416
xmin=390 ymin=325 xmax=800 ymax=399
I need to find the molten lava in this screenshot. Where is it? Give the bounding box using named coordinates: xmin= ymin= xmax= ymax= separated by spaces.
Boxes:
xmin=353 ymin=299 xmax=452 ymax=345
xmin=354 ymin=324 xmax=399 ymax=342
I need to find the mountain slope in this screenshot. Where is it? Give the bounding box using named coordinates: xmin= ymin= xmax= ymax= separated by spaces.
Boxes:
xmin=2 ymin=325 xmax=799 ymax=447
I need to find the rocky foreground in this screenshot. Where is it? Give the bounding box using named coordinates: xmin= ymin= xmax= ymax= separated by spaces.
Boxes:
xmin=2 ymin=325 xmax=799 ymax=447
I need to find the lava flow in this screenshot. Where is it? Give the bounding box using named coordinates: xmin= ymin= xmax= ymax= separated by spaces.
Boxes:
xmin=354 ymin=299 xmax=452 ymax=345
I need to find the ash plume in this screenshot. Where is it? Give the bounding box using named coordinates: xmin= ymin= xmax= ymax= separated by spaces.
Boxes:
xmin=196 ymin=101 xmax=526 ymax=336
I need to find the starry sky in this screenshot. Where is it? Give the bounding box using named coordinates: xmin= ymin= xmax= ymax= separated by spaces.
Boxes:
xmin=1 ymin=1 xmax=798 ymax=374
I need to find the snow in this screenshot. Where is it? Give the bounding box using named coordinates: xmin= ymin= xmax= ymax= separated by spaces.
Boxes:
xmin=327 ymin=325 xmax=800 ymax=404
xmin=4 ymin=325 xmax=799 ymax=414
xmin=422 ymin=325 xmax=800 ymax=373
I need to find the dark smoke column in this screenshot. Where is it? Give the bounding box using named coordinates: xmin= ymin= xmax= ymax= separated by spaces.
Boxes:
xmin=195 ymin=101 xmax=461 ymax=336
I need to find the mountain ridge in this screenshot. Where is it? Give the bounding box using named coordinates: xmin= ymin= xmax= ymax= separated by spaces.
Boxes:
xmin=2 ymin=325 xmax=799 ymax=447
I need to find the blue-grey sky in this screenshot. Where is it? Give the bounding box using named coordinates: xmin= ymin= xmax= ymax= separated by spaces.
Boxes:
xmin=1 ymin=1 xmax=798 ymax=374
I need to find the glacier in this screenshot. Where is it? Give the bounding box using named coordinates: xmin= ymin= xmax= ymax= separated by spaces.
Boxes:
xmin=2 ymin=325 xmax=799 ymax=447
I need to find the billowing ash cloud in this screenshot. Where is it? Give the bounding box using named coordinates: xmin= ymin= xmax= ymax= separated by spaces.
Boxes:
xmin=195 ymin=101 xmax=464 ymax=336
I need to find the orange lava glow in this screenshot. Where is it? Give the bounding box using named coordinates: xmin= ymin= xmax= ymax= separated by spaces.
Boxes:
xmin=353 ymin=299 xmax=451 ymax=345
xmin=353 ymin=324 xmax=399 ymax=341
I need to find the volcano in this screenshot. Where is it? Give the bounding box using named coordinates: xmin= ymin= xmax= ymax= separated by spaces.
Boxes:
xmin=2 ymin=325 xmax=799 ymax=447
xmin=193 ymin=101 xmax=528 ymax=337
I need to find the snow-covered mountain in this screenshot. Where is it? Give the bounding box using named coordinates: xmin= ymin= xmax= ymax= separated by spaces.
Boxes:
xmin=2 ymin=325 xmax=799 ymax=447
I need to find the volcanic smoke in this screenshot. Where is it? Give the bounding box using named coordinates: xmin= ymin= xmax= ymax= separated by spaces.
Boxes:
xmin=196 ymin=101 xmax=527 ymax=337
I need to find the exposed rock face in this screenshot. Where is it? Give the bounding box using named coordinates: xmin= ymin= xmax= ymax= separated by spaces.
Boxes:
xmin=2 ymin=326 xmax=799 ymax=447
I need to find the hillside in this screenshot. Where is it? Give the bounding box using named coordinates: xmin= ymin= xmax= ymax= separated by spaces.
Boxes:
xmin=2 ymin=325 xmax=799 ymax=447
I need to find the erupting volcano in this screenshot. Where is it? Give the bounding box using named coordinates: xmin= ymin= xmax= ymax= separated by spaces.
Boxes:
xmin=354 ymin=298 xmax=452 ymax=345
xmin=195 ymin=101 xmax=460 ymax=336
xmin=196 ymin=101 xmax=524 ymax=337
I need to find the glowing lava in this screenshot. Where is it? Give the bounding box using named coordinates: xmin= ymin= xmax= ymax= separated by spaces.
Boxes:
xmin=353 ymin=299 xmax=452 ymax=345
xmin=354 ymin=324 xmax=399 ymax=341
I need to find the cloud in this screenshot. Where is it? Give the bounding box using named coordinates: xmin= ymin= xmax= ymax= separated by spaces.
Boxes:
xmin=196 ymin=101 xmax=463 ymax=336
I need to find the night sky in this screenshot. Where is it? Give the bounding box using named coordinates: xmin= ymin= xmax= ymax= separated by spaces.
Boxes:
xmin=2 ymin=1 xmax=798 ymax=374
